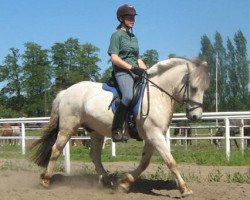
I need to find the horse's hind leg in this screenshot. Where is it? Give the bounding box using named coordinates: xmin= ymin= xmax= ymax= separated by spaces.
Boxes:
xmin=40 ymin=129 xmax=71 ymax=188
xmin=89 ymin=133 xmax=109 ymax=186
xmin=118 ymin=141 xmax=154 ymax=192
xmin=234 ymin=139 xmax=239 ymax=149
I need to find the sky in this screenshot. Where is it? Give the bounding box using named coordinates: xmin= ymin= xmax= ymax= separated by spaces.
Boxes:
xmin=0 ymin=0 xmax=250 ymax=73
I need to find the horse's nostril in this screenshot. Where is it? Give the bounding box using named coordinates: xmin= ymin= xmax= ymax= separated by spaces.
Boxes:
xmin=192 ymin=115 xmax=197 ymax=120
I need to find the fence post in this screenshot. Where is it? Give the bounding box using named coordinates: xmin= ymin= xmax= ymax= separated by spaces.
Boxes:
xmin=225 ymin=118 xmax=230 ymax=160
xmin=240 ymin=119 xmax=245 ymax=155
xmin=111 ymin=141 xmax=116 ymax=156
xmin=184 ymin=129 xmax=188 ymax=151
xmin=166 ymin=128 xmax=171 ymax=151
xmin=63 ymin=141 xmax=71 ymax=174
xmin=21 ymin=123 xmax=25 ymax=155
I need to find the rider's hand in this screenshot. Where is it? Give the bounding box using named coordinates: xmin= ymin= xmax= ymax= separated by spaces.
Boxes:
xmin=130 ymin=67 xmax=145 ymax=76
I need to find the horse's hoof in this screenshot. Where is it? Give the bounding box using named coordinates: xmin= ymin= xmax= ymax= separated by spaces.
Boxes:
xmin=118 ymin=173 xmax=134 ymax=193
xmin=40 ymin=172 xmax=51 ymax=188
xmin=40 ymin=179 xmax=50 ymax=188
xmin=117 ymin=183 xmax=130 ymax=193
xmin=98 ymin=174 xmax=115 ymax=189
xmin=179 ymin=182 xmax=193 ymax=197
xmin=181 ymin=189 xmax=193 ymax=197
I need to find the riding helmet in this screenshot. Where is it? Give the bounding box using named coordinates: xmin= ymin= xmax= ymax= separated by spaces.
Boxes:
xmin=116 ymin=4 xmax=137 ymax=22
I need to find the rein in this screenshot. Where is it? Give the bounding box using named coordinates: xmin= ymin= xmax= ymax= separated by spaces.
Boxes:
xmin=141 ymin=63 xmax=203 ymax=117
xmin=143 ymin=75 xmax=183 ymax=104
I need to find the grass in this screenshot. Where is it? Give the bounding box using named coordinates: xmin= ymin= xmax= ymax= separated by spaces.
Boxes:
xmin=1 ymin=139 xmax=250 ymax=165
xmin=0 ymin=139 xmax=250 ymax=184
xmin=171 ymin=145 xmax=250 ymax=166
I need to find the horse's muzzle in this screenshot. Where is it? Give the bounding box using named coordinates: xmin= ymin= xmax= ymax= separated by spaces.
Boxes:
xmin=186 ymin=111 xmax=202 ymax=121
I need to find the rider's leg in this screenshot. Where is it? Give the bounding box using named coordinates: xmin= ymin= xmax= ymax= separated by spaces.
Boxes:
xmin=112 ymin=72 xmax=134 ymax=142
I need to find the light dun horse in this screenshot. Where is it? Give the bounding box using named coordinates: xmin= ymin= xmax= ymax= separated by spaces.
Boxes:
xmin=0 ymin=124 xmax=20 ymax=145
xmin=31 ymin=57 xmax=209 ymax=197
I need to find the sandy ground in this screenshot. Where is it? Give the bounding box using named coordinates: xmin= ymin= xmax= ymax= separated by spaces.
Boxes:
xmin=0 ymin=159 xmax=249 ymax=200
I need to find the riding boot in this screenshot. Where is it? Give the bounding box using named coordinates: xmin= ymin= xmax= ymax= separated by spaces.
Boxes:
xmin=112 ymin=103 xmax=128 ymax=142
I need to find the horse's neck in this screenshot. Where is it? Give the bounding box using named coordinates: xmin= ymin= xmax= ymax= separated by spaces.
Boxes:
xmin=149 ymin=65 xmax=187 ymax=96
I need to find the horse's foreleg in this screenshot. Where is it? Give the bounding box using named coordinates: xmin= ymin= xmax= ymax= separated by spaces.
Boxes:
xmin=151 ymin=134 xmax=193 ymax=197
xmin=40 ymin=130 xmax=70 ymax=188
xmin=118 ymin=141 xmax=154 ymax=192
xmin=89 ymin=133 xmax=109 ymax=186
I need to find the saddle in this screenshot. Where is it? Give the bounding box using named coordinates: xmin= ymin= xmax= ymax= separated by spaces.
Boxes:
xmin=102 ymin=72 xmax=146 ymax=141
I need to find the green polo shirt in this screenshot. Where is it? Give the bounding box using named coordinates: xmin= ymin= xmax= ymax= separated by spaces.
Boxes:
xmin=108 ymin=29 xmax=140 ymax=72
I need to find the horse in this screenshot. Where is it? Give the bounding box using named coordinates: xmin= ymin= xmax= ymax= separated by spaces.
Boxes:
xmin=213 ymin=119 xmax=250 ymax=149
xmin=71 ymin=128 xmax=91 ymax=148
xmin=172 ymin=121 xmax=192 ymax=145
xmin=30 ymin=57 xmax=209 ymax=197
xmin=0 ymin=124 xmax=20 ymax=145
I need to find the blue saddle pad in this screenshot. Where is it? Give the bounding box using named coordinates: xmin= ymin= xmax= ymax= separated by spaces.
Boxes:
xmin=102 ymin=82 xmax=145 ymax=119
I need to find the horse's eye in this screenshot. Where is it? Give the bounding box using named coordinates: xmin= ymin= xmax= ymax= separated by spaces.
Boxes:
xmin=191 ymin=87 xmax=198 ymax=93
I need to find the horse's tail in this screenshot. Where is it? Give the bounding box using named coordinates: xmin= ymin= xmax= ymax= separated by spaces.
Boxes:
xmin=30 ymin=90 xmax=66 ymax=167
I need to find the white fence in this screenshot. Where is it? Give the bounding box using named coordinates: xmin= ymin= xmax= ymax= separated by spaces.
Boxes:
xmin=1 ymin=111 xmax=250 ymax=174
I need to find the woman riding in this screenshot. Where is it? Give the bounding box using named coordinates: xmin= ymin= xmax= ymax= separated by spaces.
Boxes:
xmin=108 ymin=4 xmax=147 ymax=142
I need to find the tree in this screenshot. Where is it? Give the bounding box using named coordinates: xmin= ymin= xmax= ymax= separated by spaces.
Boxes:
xmin=168 ymin=53 xmax=177 ymax=58
xmin=63 ymin=38 xmax=79 ymax=86
xmin=213 ymin=32 xmax=228 ymax=111
xmin=22 ymin=42 xmax=51 ymax=116
xmin=76 ymin=43 xmax=100 ymax=82
xmin=226 ymin=38 xmax=239 ymax=110
xmin=200 ymin=31 xmax=249 ymax=111
xmin=99 ymin=66 xmax=112 ymax=82
xmin=50 ymin=42 xmax=68 ymax=90
xmin=51 ymin=38 xmax=101 ymax=92
xmin=0 ymin=48 xmax=24 ymax=112
xmin=234 ymin=30 xmax=249 ymax=110
xmin=199 ymin=35 xmax=215 ymax=112
xmin=141 ymin=49 xmax=159 ymax=68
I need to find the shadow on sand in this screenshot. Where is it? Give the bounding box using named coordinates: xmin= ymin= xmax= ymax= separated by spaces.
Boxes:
xmin=50 ymin=173 xmax=178 ymax=197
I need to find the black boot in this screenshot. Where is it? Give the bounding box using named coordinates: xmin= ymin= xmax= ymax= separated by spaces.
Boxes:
xmin=112 ymin=103 xmax=128 ymax=142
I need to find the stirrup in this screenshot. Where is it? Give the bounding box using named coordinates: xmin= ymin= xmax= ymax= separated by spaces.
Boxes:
xmin=112 ymin=129 xmax=128 ymax=143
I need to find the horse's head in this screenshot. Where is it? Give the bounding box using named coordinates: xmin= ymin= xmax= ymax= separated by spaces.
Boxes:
xmin=183 ymin=59 xmax=210 ymax=120
xmin=147 ymin=57 xmax=209 ymax=121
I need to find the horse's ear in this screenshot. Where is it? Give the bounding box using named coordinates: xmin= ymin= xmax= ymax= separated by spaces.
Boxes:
xmin=201 ymin=61 xmax=208 ymax=68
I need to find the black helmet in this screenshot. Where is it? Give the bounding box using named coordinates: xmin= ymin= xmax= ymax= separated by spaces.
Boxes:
xmin=116 ymin=4 xmax=137 ymax=22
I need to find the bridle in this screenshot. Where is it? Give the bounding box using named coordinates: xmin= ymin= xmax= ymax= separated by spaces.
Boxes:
xmin=141 ymin=63 xmax=203 ymax=117
xmin=181 ymin=71 xmax=204 ymax=113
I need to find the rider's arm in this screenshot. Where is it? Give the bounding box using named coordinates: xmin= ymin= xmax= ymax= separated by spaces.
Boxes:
xmin=110 ymin=54 xmax=133 ymax=70
xmin=138 ymin=58 xmax=147 ymax=70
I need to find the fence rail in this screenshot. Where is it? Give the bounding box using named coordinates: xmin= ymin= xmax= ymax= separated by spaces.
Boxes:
xmin=1 ymin=111 xmax=250 ymax=174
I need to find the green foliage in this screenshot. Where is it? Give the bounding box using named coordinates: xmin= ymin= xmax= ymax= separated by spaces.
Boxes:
xmin=172 ymin=146 xmax=250 ymax=166
xmin=168 ymin=53 xmax=177 ymax=58
xmin=199 ymin=30 xmax=250 ymax=112
xmin=0 ymin=105 xmax=20 ymax=118
xmin=22 ymin=42 xmax=51 ymax=116
xmin=207 ymin=169 xmax=250 ymax=184
xmin=0 ymin=139 xmax=250 ymax=184
xmin=98 ymin=66 xmax=112 ymax=82
xmin=0 ymin=48 xmax=24 ymax=112
xmin=51 ymin=38 xmax=100 ymax=92
xmin=141 ymin=49 xmax=159 ymax=68
xmin=226 ymin=171 xmax=250 ymax=184
xmin=207 ymin=169 xmax=223 ymax=182
xmin=0 ymin=30 xmax=249 ymax=116
xmin=0 ymin=38 xmax=102 ymax=117
xmin=199 ymin=35 xmax=216 ymax=112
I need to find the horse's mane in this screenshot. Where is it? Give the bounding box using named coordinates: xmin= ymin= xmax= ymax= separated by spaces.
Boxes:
xmin=148 ymin=57 xmax=209 ymax=90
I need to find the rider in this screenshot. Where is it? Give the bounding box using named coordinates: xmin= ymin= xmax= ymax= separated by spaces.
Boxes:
xmin=108 ymin=4 xmax=147 ymax=142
